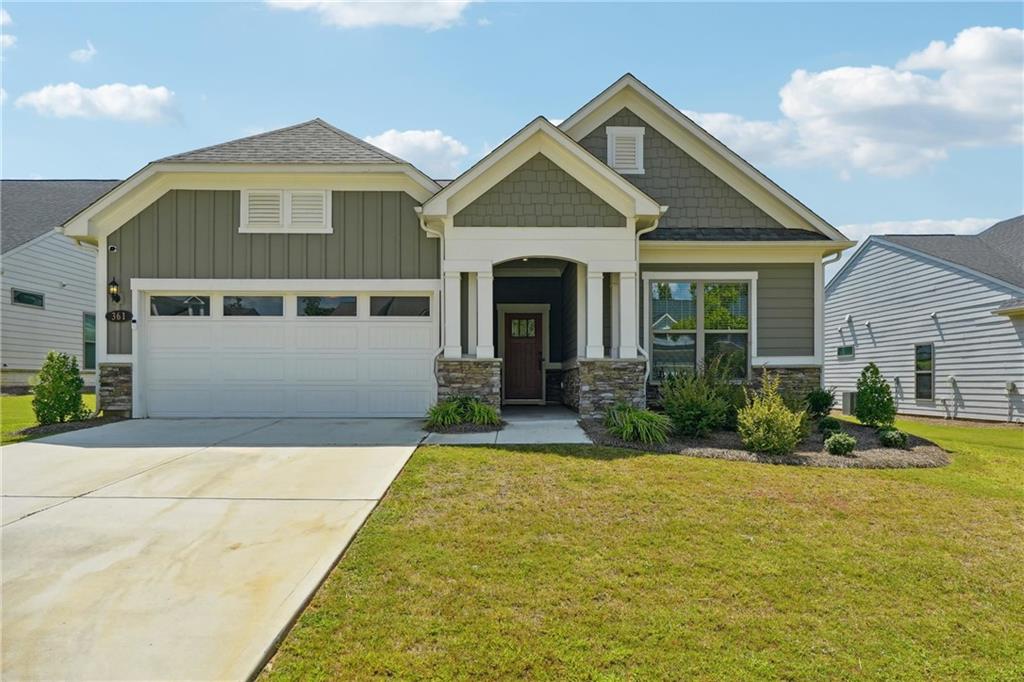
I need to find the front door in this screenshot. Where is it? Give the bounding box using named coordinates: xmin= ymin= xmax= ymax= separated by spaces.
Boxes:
xmin=504 ymin=312 xmax=543 ymax=401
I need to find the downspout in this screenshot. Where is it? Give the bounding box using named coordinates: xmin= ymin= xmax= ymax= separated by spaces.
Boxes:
xmin=415 ymin=208 xmax=447 ymax=372
xmin=634 ymin=208 xmax=668 ymax=378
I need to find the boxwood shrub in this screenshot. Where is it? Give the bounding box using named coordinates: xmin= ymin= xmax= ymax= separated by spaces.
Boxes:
xmin=825 ymin=432 xmax=857 ymax=456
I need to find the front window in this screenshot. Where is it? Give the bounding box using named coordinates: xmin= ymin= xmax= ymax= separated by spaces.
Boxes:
xmin=649 ymin=279 xmax=750 ymax=381
xmin=11 ymin=289 xmax=44 ymax=309
xmin=83 ymin=314 xmax=96 ymax=370
xmin=915 ymin=343 xmax=934 ymax=400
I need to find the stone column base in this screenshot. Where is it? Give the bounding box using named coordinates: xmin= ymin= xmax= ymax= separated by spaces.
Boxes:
xmin=749 ymin=366 xmax=823 ymax=397
xmin=99 ymin=363 xmax=133 ymax=418
xmin=563 ymin=358 xmax=647 ymax=418
xmin=436 ymin=358 xmax=503 ymax=414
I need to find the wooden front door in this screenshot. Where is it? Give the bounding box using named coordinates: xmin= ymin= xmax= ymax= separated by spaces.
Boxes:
xmin=504 ymin=312 xmax=543 ymax=401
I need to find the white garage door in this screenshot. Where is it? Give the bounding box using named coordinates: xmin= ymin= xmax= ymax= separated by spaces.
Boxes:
xmin=140 ymin=291 xmax=438 ymax=418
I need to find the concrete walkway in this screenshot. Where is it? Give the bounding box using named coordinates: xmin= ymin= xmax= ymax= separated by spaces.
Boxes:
xmin=424 ymin=406 xmax=591 ymax=445
xmin=1 ymin=418 xmax=424 ymax=681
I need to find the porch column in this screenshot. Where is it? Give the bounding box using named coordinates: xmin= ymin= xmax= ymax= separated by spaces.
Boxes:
xmin=586 ymin=268 xmax=604 ymax=358
xmin=467 ymin=272 xmax=478 ymax=355
xmin=476 ymin=269 xmax=495 ymax=359
xmin=619 ymin=271 xmax=638 ymax=359
xmin=443 ymin=271 xmax=462 ymax=359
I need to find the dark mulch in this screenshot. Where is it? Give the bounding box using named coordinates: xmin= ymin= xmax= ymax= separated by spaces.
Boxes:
xmin=427 ymin=421 xmax=506 ymax=434
xmin=15 ymin=416 xmax=125 ymax=440
xmin=581 ymin=420 xmax=950 ymax=469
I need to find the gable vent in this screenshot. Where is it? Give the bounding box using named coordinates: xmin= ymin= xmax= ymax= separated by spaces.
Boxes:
xmin=289 ymin=191 xmax=327 ymax=228
xmin=246 ymin=190 xmax=283 ymax=227
xmin=607 ymin=126 xmax=645 ymax=174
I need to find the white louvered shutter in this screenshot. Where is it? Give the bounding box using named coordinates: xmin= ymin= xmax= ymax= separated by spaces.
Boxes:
xmin=289 ymin=191 xmax=327 ymax=229
xmin=613 ymin=134 xmax=639 ymax=171
xmin=246 ymin=191 xmax=283 ymax=227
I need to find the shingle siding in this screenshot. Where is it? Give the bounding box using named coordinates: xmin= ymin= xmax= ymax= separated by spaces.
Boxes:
xmin=454 ymin=153 xmax=626 ymax=228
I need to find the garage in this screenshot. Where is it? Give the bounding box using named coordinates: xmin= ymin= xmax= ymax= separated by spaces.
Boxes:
xmin=137 ymin=289 xmax=438 ymax=418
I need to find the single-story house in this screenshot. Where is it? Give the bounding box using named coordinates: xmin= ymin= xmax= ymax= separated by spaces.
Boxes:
xmin=61 ymin=74 xmax=852 ymax=419
xmin=1 ymin=180 xmax=121 ymax=391
xmin=824 ymin=216 xmax=1024 ymax=422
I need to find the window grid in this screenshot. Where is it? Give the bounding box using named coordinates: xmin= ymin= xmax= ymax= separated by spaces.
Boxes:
xmin=914 ymin=343 xmax=935 ymax=400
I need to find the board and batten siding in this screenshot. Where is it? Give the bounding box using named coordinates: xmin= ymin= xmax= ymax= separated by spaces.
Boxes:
xmin=106 ymin=189 xmax=439 ymax=354
xmin=640 ymin=263 xmax=815 ymax=357
xmin=824 ymin=241 xmax=1024 ymax=422
xmin=1 ymin=230 xmax=96 ymax=383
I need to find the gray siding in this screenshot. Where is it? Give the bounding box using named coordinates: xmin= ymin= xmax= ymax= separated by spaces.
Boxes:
xmin=825 ymin=241 xmax=1024 ymax=422
xmin=640 ymin=263 xmax=814 ymax=356
xmin=561 ymin=263 xmax=578 ymax=360
xmin=454 ymin=153 xmax=626 ymax=228
xmin=580 ymin=108 xmax=783 ymax=230
xmin=106 ymin=189 xmax=438 ymax=354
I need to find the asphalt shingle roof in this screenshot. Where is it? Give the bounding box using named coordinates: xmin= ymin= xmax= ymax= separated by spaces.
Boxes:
xmin=642 ymin=227 xmax=828 ymax=241
xmin=882 ymin=215 xmax=1024 ymax=290
xmin=158 ymin=119 xmax=406 ymax=165
xmin=1 ymin=180 xmax=121 ymax=253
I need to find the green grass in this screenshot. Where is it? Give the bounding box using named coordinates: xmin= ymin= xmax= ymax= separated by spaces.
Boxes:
xmin=265 ymin=419 xmax=1024 ymax=680
xmin=1 ymin=393 xmax=97 ymax=445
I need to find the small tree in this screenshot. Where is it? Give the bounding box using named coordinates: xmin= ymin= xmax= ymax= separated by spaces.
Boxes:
xmin=854 ymin=362 xmax=895 ymax=427
xmin=32 ymin=351 xmax=88 ymax=425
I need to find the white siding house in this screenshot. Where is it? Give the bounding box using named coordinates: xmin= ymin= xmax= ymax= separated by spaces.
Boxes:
xmin=825 ymin=218 xmax=1024 ymax=423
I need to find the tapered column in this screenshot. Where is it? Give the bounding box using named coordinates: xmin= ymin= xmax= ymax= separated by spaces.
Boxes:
xmin=586 ymin=269 xmax=604 ymax=358
xmin=619 ymin=271 xmax=638 ymax=359
xmin=476 ymin=269 xmax=494 ymax=359
xmin=443 ymin=271 xmax=462 ymax=359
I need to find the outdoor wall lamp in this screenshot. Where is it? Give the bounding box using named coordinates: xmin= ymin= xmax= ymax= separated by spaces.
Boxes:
xmin=108 ymin=278 xmax=121 ymax=303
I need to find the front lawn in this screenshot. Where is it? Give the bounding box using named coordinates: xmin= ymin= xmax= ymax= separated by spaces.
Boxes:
xmin=264 ymin=419 xmax=1024 ymax=680
xmin=1 ymin=393 xmax=97 ymax=444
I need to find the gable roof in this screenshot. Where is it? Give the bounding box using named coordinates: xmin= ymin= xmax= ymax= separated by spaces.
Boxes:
xmin=1 ymin=179 xmax=121 ymax=253
xmin=159 ymin=118 xmax=406 ymax=165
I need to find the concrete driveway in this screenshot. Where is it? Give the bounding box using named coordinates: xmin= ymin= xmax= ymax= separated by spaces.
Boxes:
xmin=1 ymin=418 xmax=424 ymax=681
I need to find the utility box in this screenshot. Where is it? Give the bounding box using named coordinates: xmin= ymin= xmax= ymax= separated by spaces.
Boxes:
xmin=842 ymin=391 xmax=858 ymax=415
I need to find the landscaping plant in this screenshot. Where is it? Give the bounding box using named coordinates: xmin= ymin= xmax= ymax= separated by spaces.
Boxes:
xmin=825 ymin=431 xmax=857 ymax=456
xmin=736 ymin=371 xmax=805 ymax=456
xmin=805 ymin=386 xmax=836 ymax=421
xmin=603 ymin=403 xmax=671 ymax=445
xmin=818 ymin=415 xmax=842 ymax=435
xmin=854 ymin=363 xmax=896 ymax=428
xmin=425 ymin=396 xmax=500 ymax=429
xmin=660 ymin=372 xmax=729 ymax=437
xmin=879 ymin=428 xmax=909 ymax=449
xmin=31 ymin=351 xmax=88 ymax=425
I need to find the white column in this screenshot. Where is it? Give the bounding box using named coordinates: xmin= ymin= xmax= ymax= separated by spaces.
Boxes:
xmin=443 ymin=271 xmax=462 ymax=359
xmin=619 ymin=271 xmax=638 ymax=359
xmin=477 ymin=269 xmax=494 ymax=359
xmin=609 ymin=273 xmax=621 ymax=358
xmin=467 ymin=272 xmax=478 ymax=356
xmin=586 ymin=269 xmax=604 ymax=358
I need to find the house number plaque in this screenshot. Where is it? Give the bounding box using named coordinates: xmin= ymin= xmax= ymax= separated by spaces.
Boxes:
xmin=106 ymin=310 xmax=132 ymax=322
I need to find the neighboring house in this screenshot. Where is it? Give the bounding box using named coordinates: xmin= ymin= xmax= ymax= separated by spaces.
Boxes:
xmin=61 ymin=74 xmax=852 ymax=419
xmin=825 ymin=216 xmax=1024 ymax=423
xmin=1 ymin=180 xmax=121 ymax=391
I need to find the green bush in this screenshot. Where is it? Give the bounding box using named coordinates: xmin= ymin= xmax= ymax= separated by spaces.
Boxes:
xmin=464 ymin=398 xmax=501 ymax=427
xmin=604 ymin=403 xmax=671 ymax=445
xmin=825 ymin=432 xmax=857 ymax=456
xmin=879 ymin=428 xmax=909 ymax=449
xmin=805 ymin=387 xmax=836 ymax=420
xmin=32 ymin=351 xmax=88 ymax=425
xmin=425 ymin=396 xmax=500 ymax=429
xmin=854 ymin=363 xmax=896 ymax=427
xmin=736 ymin=372 xmax=806 ymax=456
xmin=661 ymin=373 xmax=729 ymax=438
xmin=818 ymin=416 xmax=842 ymax=434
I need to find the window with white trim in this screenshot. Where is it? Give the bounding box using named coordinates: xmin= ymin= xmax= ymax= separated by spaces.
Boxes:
xmin=606 ymin=126 xmax=645 ymax=174
xmin=914 ymin=343 xmax=934 ymax=400
xmin=240 ymin=190 xmax=331 ymax=233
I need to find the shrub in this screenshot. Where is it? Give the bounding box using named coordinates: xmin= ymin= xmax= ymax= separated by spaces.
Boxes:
xmin=464 ymin=398 xmax=501 ymax=427
xmin=32 ymin=351 xmax=88 ymax=425
xmin=425 ymin=396 xmax=500 ymax=429
xmin=854 ymin=363 xmax=896 ymax=427
xmin=425 ymin=399 xmax=464 ymax=429
xmin=818 ymin=416 xmax=842 ymax=434
xmin=878 ymin=428 xmax=909 ymax=449
xmin=604 ymin=403 xmax=671 ymax=445
xmin=661 ymin=373 xmax=729 ymax=438
xmin=825 ymin=432 xmax=857 ymax=456
xmin=805 ymin=387 xmax=836 ymax=420
xmin=736 ymin=372 xmax=806 ymax=456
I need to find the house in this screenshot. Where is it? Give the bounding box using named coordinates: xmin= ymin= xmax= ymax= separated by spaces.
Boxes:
xmin=824 ymin=216 xmax=1024 ymax=422
xmin=60 ymin=74 xmax=852 ymax=419
xmin=1 ymin=180 xmax=121 ymax=391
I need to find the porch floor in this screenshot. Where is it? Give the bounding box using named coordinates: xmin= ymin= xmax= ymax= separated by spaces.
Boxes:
xmin=423 ymin=406 xmax=591 ymax=445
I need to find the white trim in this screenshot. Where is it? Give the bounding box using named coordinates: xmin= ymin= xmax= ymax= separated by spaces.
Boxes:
xmin=813 ymin=257 xmax=824 ymax=369
xmin=641 ymin=242 xmax=853 ymax=263
xmin=606 ymin=126 xmax=645 ymax=174
xmin=751 ymin=356 xmax=819 ymax=367
xmin=497 ymin=303 xmax=551 ymax=405
xmin=129 ymin=278 xmax=441 ymax=293
xmin=619 ymin=270 xmax=639 ymax=359
xmin=476 ymin=270 xmax=495 ymax=359
xmin=586 ymin=270 xmax=605 ymax=358
xmin=466 ymin=272 xmax=478 ymax=355
xmin=443 ymin=271 xmax=462 ymax=359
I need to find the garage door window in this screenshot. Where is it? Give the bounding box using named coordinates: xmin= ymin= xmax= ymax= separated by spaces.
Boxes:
xmin=370 ymin=296 xmax=430 ymax=317
xmin=151 ymin=296 xmax=210 ymax=317
xmin=223 ymin=296 xmax=283 ymax=317
xmin=298 ymin=295 xmax=356 ymax=317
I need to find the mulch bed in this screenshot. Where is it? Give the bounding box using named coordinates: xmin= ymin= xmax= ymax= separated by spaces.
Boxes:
xmin=428 ymin=421 xmax=506 ymax=434
xmin=14 ymin=416 xmax=125 ymax=440
xmin=581 ymin=420 xmax=950 ymax=469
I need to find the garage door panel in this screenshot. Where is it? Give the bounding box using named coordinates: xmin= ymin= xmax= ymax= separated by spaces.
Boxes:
xmin=147 ymin=356 xmax=213 ymax=383
xmin=364 ymin=389 xmax=434 ymax=416
xmin=216 ymin=386 xmax=289 ymax=416
xmin=215 ymin=325 xmax=287 ymax=349
xmin=294 ymin=325 xmax=359 ymax=350
xmin=367 ymin=326 xmax=433 ymax=350
xmin=293 ymin=357 xmax=359 ymax=382
xmin=146 ymin=324 xmax=213 ymax=350
xmin=288 ymin=388 xmax=361 ymax=416
xmin=147 ymin=389 xmax=215 ymax=417
xmin=364 ymin=358 xmax=432 ymax=383
xmin=220 ymin=356 xmax=287 ymax=382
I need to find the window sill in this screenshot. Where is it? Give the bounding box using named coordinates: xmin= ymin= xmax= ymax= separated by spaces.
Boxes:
xmin=238 ymin=226 xmax=333 ymax=235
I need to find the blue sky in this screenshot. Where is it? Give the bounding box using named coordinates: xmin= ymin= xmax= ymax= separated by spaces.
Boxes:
xmin=2 ymin=2 xmax=1021 ymax=275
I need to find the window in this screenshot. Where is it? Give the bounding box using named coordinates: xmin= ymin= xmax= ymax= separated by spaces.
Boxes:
xmin=914 ymin=343 xmax=934 ymax=400
xmin=11 ymin=289 xmax=44 ymax=309
xmin=606 ymin=126 xmax=645 ymax=174
xmin=511 ymin=319 xmax=536 ymax=337
xmin=150 ymin=295 xmax=210 ymax=317
xmin=370 ymin=296 xmax=430 ymax=317
xmin=298 ymin=296 xmax=356 ymax=317
xmin=83 ymin=314 xmax=96 ymax=370
xmin=649 ymin=279 xmax=750 ymax=380
xmin=240 ymin=190 xmax=331 ymax=233
xmin=223 ymin=296 xmax=283 ymax=317
xmin=837 ymin=345 xmax=855 ymax=359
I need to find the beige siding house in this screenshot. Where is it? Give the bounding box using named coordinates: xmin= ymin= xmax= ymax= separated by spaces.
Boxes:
xmin=62 ymin=75 xmax=852 ymax=419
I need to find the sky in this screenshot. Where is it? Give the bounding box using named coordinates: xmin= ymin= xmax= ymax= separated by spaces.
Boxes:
xmin=2 ymin=2 xmax=1022 ymax=278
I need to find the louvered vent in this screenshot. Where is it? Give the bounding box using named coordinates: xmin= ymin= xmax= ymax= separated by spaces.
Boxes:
xmin=247 ymin=191 xmax=282 ymax=227
xmin=290 ymin=191 xmax=327 ymax=228
xmin=614 ymin=136 xmax=638 ymax=170
xmin=607 ymin=127 xmax=644 ymax=174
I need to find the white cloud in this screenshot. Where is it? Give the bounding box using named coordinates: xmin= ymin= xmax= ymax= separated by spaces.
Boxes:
xmin=16 ymin=82 xmax=177 ymax=122
xmin=70 ymin=40 xmax=97 ymax=63
xmin=364 ymin=128 xmax=469 ymax=177
xmin=1 ymin=87 xmax=6 ymax=105
xmin=0 ymin=9 xmax=11 ymax=26
xmin=1 ymin=33 xmax=15 ymax=49
xmin=687 ymin=26 xmax=1023 ymax=177
xmin=828 ymin=217 xmax=997 ymax=280
xmin=266 ymin=0 xmax=473 ymax=30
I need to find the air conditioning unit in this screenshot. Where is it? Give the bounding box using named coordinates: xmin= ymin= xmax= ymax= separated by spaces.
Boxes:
xmin=842 ymin=391 xmax=858 ymax=415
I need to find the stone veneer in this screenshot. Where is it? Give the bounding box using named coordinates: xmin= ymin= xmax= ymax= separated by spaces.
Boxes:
xmin=750 ymin=366 xmax=822 ymax=397
xmin=99 ymin=363 xmax=133 ymax=417
xmin=436 ymin=358 xmax=503 ymax=413
xmin=563 ymin=358 xmax=647 ymax=417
